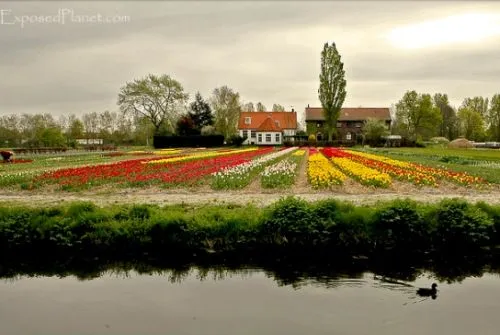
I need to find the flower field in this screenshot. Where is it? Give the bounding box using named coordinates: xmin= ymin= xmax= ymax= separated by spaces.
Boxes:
xmin=0 ymin=145 xmax=493 ymax=193
xmin=34 ymin=147 xmax=271 ymax=189
xmin=211 ymin=147 xmax=298 ymax=189
xmin=307 ymin=148 xmax=347 ymax=188
xmin=260 ymin=149 xmax=306 ymax=188
xmin=321 ymin=148 xmax=392 ymax=188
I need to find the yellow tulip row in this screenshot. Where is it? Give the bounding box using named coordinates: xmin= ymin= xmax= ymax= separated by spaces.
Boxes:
xmin=344 ymin=150 xmax=412 ymax=168
xmin=331 ymin=157 xmax=391 ymax=188
xmin=307 ymin=151 xmax=347 ymax=188
xmin=144 ymin=147 xmax=258 ymax=165
xmin=152 ymin=149 xmax=182 ymax=155
xmin=292 ymin=149 xmax=306 ymax=157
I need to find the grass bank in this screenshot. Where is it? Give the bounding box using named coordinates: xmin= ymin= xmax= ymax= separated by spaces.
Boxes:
xmin=1 ymin=197 xmax=499 ymax=264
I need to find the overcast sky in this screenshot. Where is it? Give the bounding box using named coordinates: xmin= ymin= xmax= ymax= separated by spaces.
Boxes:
xmin=1 ymin=0 xmax=500 ymax=120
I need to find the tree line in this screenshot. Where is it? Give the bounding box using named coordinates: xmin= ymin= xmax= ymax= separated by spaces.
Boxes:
xmin=393 ymin=91 xmax=500 ymax=142
xmin=0 ymin=74 xmax=288 ymax=148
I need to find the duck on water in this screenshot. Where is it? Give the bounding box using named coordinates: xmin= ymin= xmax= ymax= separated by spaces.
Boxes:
xmin=417 ymin=283 xmax=438 ymax=297
xmin=374 ymin=276 xmax=439 ymax=299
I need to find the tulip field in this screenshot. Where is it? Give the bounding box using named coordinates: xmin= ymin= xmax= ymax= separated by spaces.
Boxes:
xmin=0 ymin=145 xmax=493 ymax=192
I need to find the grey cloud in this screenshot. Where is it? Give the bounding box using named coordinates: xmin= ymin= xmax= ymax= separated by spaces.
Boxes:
xmin=1 ymin=1 xmax=500 ymax=116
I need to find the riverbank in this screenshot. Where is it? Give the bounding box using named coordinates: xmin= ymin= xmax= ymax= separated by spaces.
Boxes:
xmin=1 ymin=197 xmax=499 ymax=265
xmin=2 ymin=188 xmax=500 ymax=207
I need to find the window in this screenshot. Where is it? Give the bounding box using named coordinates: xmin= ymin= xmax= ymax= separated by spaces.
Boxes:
xmin=275 ymin=133 xmax=280 ymax=142
xmin=251 ymin=131 xmax=256 ymax=138
xmin=337 ymin=122 xmax=341 ymax=128
xmin=266 ymin=134 xmax=272 ymax=142
xmin=346 ymin=132 xmax=352 ymax=140
xmin=317 ymin=122 xmax=322 ymax=128
xmin=275 ymin=120 xmax=280 ymax=127
xmin=258 ymin=134 xmax=262 ymax=142
xmin=242 ymin=130 xmax=248 ymax=138
xmin=245 ymin=117 xmax=251 ymax=125
xmin=355 ymin=122 xmax=362 ymax=128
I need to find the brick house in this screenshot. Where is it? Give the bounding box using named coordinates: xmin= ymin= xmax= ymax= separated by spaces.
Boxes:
xmin=237 ymin=111 xmax=298 ymax=145
xmin=305 ymin=106 xmax=391 ymax=142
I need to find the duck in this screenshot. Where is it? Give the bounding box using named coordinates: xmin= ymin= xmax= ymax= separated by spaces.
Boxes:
xmin=417 ymin=283 xmax=438 ymax=297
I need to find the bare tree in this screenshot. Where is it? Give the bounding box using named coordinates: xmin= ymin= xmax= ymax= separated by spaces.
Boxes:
xmin=117 ymin=74 xmax=189 ymax=135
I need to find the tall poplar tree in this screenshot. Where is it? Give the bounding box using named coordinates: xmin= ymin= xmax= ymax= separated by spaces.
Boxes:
xmin=318 ymin=42 xmax=347 ymax=141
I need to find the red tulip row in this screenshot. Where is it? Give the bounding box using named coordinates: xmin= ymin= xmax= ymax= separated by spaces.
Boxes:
xmin=35 ymin=148 xmax=273 ymax=187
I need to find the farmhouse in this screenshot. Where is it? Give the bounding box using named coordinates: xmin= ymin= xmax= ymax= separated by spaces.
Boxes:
xmin=237 ymin=111 xmax=298 ymax=145
xmin=305 ymin=106 xmax=392 ymax=142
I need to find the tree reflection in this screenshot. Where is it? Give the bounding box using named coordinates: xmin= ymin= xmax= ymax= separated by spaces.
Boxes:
xmin=2 ymin=255 xmax=500 ymax=289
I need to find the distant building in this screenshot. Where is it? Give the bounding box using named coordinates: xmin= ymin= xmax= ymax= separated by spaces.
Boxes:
xmin=237 ymin=111 xmax=298 ymax=145
xmin=305 ymin=106 xmax=391 ymax=142
xmin=76 ymin=138 xmax=104 ymax=145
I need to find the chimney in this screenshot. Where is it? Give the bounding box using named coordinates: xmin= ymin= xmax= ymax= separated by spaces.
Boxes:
xmin=292 ymin=108 xmax=294 ymax=112
xmin=307 ymin=104 xmax=310 ymax=108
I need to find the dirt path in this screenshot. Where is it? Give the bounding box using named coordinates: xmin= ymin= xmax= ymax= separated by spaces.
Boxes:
xmin=1 ymin=187 xmax=499 ymax=208
xmin=291 ymin=150 xmax=312 ymax=193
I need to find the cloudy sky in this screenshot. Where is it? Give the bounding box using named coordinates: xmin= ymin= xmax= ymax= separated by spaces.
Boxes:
xmin=1 ymin=0 xmax=500 ymax=121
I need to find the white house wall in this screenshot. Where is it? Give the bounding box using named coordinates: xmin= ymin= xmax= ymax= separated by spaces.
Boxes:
xmin=238 ymin=128 xmax=295 ymax=145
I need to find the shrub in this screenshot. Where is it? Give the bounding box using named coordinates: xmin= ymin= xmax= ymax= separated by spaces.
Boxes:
xmin=227 ymin=135 xmax=247 ymax=147
xmin=372 ymin=200 xmax=430 ymax=253
xmin=129 ymin=205 xmax=151 ymax=220
xmin=312 ymin=200 xmax=371 ymax=254
xmin=433 ymin=199 xmax=494 ymax=252
xmin=260 ymin=197 xmax=321 ymax=247
xmin=308 ymin=134 xmax=316 ymax=142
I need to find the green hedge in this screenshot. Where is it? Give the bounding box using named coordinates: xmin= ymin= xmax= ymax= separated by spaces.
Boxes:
xmin=0 ymin=197 xmax=499 ymax=263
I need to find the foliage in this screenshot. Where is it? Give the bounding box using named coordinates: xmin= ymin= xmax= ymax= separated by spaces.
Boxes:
xmin=394 ymin=90 xmax=442 ymax=140
xmin=272 ymin=104 xmax=285 ymax=112
xmin=457 ymin=106 xmax=486 ymax=141
xmin=117 ymin=74 xmax=189 ymax=135
xmin=318 ymin=42 xmax=347 ymax=141
xmin=242 ymin=102 xmax=255 ymax=112
xmin=433 ymin=199 xmax=494 ymax=251
xmin=372 ymin=200 xmax=430 ymax=252
xmin=363 ymin=118 xmax=389 ymax=146
xmin=210 ymin=86 xmax=242 ymax=140
xmin=227 ymin=135 xmax=247 ymax=147
xmin=201 ymin=125 xmax=216 ymax=136
xmin=487 ymin=94 xmax=500 ymax=141
xmin=188 ymin=92 xmax=214 ymax=131
xmin=176 ymin=114 xmax=199 ymax=136
xmin=433 ymin=93 xmax=458 ymax=140
xmin=1 ymin=198 xmax=499 ymax=262
xmin=255 ymin=102 xmax=266 ymax=112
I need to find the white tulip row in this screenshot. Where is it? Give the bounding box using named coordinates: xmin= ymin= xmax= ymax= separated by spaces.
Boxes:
xmin=261 ymin=159 xmax=297 ymax=179
xmin=211 ymin=147 xmax=298 ymax=184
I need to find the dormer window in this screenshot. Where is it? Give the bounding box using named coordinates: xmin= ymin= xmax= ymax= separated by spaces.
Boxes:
xmin=245 ymin=117 xmax=251 ymax=125
xmin=274 ymin=120 xmax=280 ymax=127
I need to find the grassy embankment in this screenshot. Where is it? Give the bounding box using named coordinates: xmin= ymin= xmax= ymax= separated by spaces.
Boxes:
xmin=0 ymin=197 xmax=499 ymax=265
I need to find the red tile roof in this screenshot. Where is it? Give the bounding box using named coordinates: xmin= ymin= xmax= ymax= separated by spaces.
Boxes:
xmin=256 ymin=117 xmax=281 ymax=132
xmin=305 ymin=107 xmax=391 ymax=121
xmin=238 ymin=112 xmax=297 ymax=130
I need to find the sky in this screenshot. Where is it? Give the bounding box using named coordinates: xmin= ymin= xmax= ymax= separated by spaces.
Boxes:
xmin=1 ymin=0 xmax=500 ymax=122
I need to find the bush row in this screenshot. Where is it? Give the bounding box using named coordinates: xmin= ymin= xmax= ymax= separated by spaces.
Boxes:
xmin=0 ymin=197 xmax=499 ymax=262
xmin=153 ymin=135 xmax=225 ymax=148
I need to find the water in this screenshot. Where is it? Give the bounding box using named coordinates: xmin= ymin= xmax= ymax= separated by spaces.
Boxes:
xmin=1 ymin=267 xmax=500 ymax=335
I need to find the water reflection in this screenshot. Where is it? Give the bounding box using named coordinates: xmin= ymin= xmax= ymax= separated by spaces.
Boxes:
xmin=1 ymin=256 xmax=500 ymax=290
xmin=2 ymin=261 xmax=500 ymax=335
